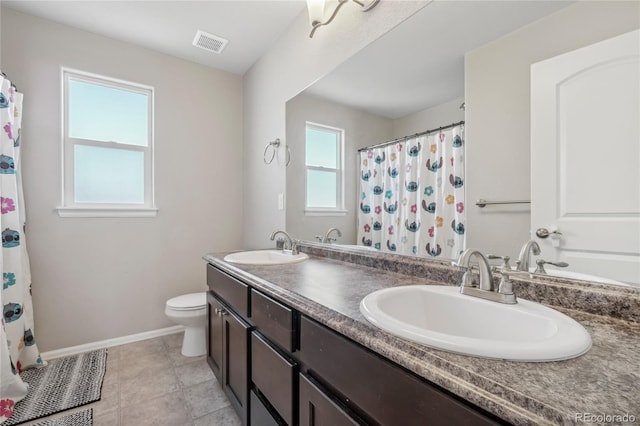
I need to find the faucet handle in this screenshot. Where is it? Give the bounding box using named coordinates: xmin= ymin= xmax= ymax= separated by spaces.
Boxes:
xmin=534 ymin=259 xmax=569 ymax=274
xmin=275 ymin=237 xmax=285 ymax=250
xmin=290 ymin=239 xmax=300 ymax=255
xmin=488 ymin=254 xmax=512 ymax=270
xmin=314 ymin=235 xmax=323 ymax=242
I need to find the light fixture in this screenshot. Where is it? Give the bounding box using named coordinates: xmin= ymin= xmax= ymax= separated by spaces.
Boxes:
xmin=307 ymin=0 xmax=380 ymax=38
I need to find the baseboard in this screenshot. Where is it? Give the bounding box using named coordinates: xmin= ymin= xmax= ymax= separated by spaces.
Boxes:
xmin=40 ymin=325 xmax=185 ymax=360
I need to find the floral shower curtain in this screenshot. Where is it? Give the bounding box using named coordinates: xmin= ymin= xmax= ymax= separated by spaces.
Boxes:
xmin=0 ymin=74 xmax=44 ymax=423
xmin=357 ymin=124 xmax=465 ymax=259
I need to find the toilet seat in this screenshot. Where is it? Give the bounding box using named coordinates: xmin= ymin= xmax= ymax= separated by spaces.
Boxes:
xmin=166 ymin=292 xmax=206 ymax=311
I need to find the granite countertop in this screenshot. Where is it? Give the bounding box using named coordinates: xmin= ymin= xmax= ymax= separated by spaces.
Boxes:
xmin=203 ymin=250 xmax=640 ymax=426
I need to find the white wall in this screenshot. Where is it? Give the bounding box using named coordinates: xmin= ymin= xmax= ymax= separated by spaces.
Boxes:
xmin=286 ymin=93 xmax=393 ymax=244
xmin=465 ymin=1 xmax=640 ymax=260
xmin=392 ymin=96 xmax=465 ymax=138
xmin=1 ymin=8 xmax=244 ymax=351
xmin=243 ymin=1 xmax=429 ymax=249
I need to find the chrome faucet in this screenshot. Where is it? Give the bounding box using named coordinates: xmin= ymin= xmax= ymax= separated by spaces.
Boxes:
xmin=517 ymin=240 xmax=541 ymax=271
xmin=270 ymin=230 xmax=299 ymax=255
xmin=456 ymin=248 xmax=517 ymax=304
xmin=322 ymin=227 xmax=342 ymax=244
xmin=458 ymin=249 xmax=494 ymax=291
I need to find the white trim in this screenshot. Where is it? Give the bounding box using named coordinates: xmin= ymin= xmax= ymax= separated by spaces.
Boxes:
xmin=305 ymin=209 xmax=348 ymax=217
xmin=40 ymin=325 xmax=184 ymax=360
xmin=56 ymin=206 xmax=158 ymax=218
xmin=304 ymin=122 xmax=345 ymax=211
xmin=61 ymin=67 xmax=155 ymax=211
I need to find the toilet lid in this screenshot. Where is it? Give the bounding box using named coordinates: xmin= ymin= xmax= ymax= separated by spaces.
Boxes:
xmin=166 ymin=292 xmax=206 ymax=311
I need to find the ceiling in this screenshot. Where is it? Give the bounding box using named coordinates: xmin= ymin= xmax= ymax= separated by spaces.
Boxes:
xmin=3 ymin=0 xmax=574 ymax=107
xmin=305 ymin=1 xmax=574 ymax=119
xmin=2 ymin=0 xmax=307 ymax=75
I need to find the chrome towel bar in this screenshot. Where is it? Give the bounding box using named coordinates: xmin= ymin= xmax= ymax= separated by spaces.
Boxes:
xmin=475 ymin=199 xmax=531 ymax=208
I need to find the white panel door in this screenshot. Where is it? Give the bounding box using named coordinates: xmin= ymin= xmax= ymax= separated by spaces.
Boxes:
xmin=531 ymin=29 xmax=640 ymax=284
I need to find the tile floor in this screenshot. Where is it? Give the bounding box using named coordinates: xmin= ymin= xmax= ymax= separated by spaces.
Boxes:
xmin=23 ymin=333 xmax=242 ymax=426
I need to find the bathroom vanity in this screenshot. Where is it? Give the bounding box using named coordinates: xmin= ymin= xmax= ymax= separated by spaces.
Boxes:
xmin=204 ymin=244 xmax=640 ymax=425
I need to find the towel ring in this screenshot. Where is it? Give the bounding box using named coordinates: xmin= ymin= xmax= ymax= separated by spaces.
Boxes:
xmin=263 ymin=138 xmax=291 ymax=166
xmin=264 ymin=140 xmax=278 ymax=164
xmin=278 ymin=144 xmax=291 ymax=167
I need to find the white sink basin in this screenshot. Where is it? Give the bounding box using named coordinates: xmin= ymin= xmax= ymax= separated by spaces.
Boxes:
xmin=224 ymin=250 xmax=308 ymax=265
xmin=360 ymin=285 xmax=591 ymax=361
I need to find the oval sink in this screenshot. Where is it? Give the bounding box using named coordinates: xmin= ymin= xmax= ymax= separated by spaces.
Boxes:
xmin=224 ymin=250 xmax=308 ymax=265
xmin=360 ymin=285 xmax=591 ymax=361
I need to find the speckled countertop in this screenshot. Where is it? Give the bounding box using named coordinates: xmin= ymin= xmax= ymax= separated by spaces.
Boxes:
xmin=203 ymin=246 xmax=640 ymax=426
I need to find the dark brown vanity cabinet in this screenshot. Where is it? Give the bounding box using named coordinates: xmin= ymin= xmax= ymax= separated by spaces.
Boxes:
xmin=206 ymin=263 xmax=506 ymax=426
xmin=206 ymin=266 xmax=252 ymax=425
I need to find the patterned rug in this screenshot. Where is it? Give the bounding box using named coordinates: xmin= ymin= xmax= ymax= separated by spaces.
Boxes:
xmin=4 ymin=349 xmax=106 ymax=425
xmin=32 ymin=409 xmax=93 ymax=426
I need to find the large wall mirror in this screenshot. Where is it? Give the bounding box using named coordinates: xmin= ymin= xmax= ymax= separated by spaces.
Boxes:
xmin=285 ymin=1 xmax=640 ymax=287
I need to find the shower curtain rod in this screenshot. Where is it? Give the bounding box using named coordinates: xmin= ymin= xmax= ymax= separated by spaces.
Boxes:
xmin=357 ymin=120 xmax=465 ymax=152
xmin=0 ymin=70 xmax=18 ymax=91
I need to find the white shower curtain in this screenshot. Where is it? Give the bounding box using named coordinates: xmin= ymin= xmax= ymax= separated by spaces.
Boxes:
xmin=357 ymin=124 xmax=465 ymax=259
xmin=0 ymin=74 xmax=44 ymax=423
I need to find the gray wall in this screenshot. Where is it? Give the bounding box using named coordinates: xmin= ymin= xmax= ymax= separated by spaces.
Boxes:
xmin=465 ymin=1 xmax=640 ymax=260
xmin=392 ymin=96 xmax=465 ymax=138
xmin=286 ymin=93 xmax=393 ymax=244
xmin=1 ymin=8 xmax=244 ymax=351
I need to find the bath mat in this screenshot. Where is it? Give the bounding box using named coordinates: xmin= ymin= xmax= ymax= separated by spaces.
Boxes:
xmin=32 ymin=409 xmax=93 ymax=426
xmin=4 ymin=349 xmax=106 ymax=425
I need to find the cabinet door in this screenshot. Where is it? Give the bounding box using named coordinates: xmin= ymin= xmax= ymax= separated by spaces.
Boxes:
xmin=223 ymin=307 xmax=251 ymax=425
xmin=299 ymin=374 xmax=360 ymax=426
xmin=206 ymin=292 xmax=224 ymax=381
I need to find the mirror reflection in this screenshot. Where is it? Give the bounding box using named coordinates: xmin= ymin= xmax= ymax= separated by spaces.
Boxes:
xmin=285 ymin=1 xmax=640 ymax=287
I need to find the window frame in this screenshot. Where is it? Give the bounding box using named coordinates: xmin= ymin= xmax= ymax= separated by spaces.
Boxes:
xmin=304 ymin=122 xmax=346 ymax=216
xmin=58 ymin=68 xmax=156 ymax=218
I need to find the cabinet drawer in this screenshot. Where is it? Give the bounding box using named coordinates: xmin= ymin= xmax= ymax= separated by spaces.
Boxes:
xmin=299 ymin=316 xmax=500 ymax=426
xmin=251 ymin=331 xmax=297 ymax=425
xmin=299 ymin=373 xmax=361 ymax=426
xmin=251 ymin=390 xmax=284 ymax=426
xmin=251 ymin=289 xmax=296 ymax=352
xmin=206 ymin=264 xmax=249 ymax=317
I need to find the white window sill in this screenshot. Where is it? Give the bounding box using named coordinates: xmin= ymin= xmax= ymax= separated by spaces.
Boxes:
xmin=304 ymin=209 xmax=348 ymax=217
xmin=57 ymin=206 xmax=158 ymax=218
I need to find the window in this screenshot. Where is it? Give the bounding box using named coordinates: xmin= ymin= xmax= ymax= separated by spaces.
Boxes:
xmin=305 ymin=122 xmax=345 ymax=215
xmin=59 ymin=69 xmax=155 ymax=217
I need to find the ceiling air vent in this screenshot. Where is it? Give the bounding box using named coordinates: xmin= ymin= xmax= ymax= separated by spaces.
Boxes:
xmin=192 ymin=30 xmax=228 ymax=54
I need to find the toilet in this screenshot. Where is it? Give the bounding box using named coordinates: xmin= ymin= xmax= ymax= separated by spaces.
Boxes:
xmin=165 ymin=292 xmax=207 ymax=357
